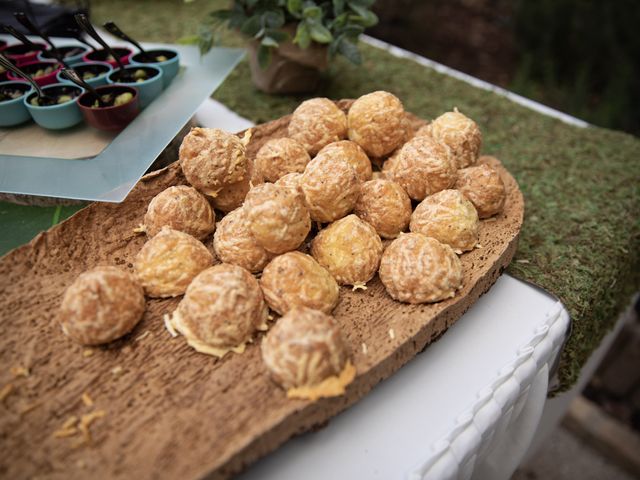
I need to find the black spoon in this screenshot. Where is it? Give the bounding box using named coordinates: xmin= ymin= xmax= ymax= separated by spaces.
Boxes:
xmin=59 ymin=68 xmax=110 ymax=107
xmin=102 ymin=21 xmax=154 ymax=62
xmin=0 ymin=53 xmax=55 ymax=105
xmin=64 ymin=27 xmax=98 ymax=50
xmin=13 ymin=12 xmax=70 ymax=68
xmin=1 ymin=23 xmax=47 ymax=53
xmin=74 ymin=13 xmax=125 ymax=71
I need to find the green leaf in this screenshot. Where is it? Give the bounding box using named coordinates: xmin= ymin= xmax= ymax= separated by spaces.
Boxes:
xmin=262 ymin=10 xmax=285 ymax=28
xmin=240 ymin=15 xmax=262 ymax=36
xmin=257 ymin=43 xmax=272 ymax=69
xmin=337 ymin=36 xmax=361 ymax=64
xmin=348 ymin=0 xmax=375 ymax=7
xmin=294 ymin=21 xmax=311 ymax=49
xmin=287 ymin=0 xmax=303 ymax=16
xmin=265 ymin=28 xmax=290 ymax=43
xmin=261 ymin=36 xmax=279 ymax=47
xmin=303 ymin=6 xmax=322 ymax=20
xmin=348 ymin=6 xmax=378 ymax=27
xmin=308 ymin=21 xmax=333 ymax=43
xmin=332 ymin=0 xmax=345 ymax=16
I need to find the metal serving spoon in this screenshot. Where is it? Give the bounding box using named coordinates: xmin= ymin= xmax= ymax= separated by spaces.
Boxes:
xmin=103 ymin=21 xmax=153 ymax=62
xmin=1 ymin=23 xmax=47 ymax=53
xmin=74 ymin=13 xmax=125 ymax=71
xmin=59 ymin=68 xmax=110 ymax=107
xmin=0 ymin=53 xmax=54 ymax=105
xmin=64 ymin=27 xmax=98 ymax=49
xmin=13 ymin=12 xmax=70 ymax=68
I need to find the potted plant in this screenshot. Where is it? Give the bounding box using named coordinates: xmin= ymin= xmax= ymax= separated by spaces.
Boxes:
xmin=191 ymin=0 xmax=378 ymax=94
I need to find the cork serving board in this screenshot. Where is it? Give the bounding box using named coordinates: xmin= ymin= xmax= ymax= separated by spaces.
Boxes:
xmin=0 ymin=101 xmax=524 ymax=479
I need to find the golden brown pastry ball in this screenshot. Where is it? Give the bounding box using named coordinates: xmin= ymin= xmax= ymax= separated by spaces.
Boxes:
xmin=317 ymin=140 xmax=373 ymax=182
xmin=243 ymin=183 xmax=311 ymax=254
xmin=300 ymin=152 xmax=361 ymax=223
xmin=254 ymin=137 xmax=311 ymax=183
xmin=58 ymin=266 xmax=145 ymax=345
xmin=288 ymin=98 xmax=347 ymax=155
xmin=354 ymin=179 xmax=412 ymax=239
xmin=171 ymin=264 xmax=268 ymax=357
xmin=425 ymin=109 xmax=482 ymax=169
xmin=379 ymin=233 xmax=463 ymax=304
xmin=213 ymin=207 xmax=272 ymax=273
xmin=143 ymin=185 xmax=215 ymax=239
xmin=179 ymin=127 xmax=248 ymax=196
xmin=382 ymin=134 xmax=457 ymax=201
xmin=261 ymin=306 xmax=355 ymax=399
xmin=261 ymin=252 xmax=339 ymax=315
xmin=134 ymin=227 xmax=213 ymax=298
xmin=347 ymin=91 xmax=405 ymax=158
xmin=455 ymin=163 xmax=506 ymax=218
xmin=275 ymin=172 xmax=303 ymax=192
xmin=311 ymin=214 xmax=383 ymax=288
xmin=410 ymin=189 xmax=479 ymax=253
xmin=210 ymin=155 xmax=262 ymax=213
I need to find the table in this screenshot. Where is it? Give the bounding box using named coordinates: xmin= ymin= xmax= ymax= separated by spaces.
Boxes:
xmin=1 ymin=24 xmax=637 ymax=479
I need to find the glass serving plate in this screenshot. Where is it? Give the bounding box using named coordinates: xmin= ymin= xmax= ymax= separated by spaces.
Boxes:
xmin=0 ymin=35 xmax=244 ymax=203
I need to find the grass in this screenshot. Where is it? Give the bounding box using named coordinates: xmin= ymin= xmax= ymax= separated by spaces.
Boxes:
xmin=91 ymin=0 xmax=640 ymax=391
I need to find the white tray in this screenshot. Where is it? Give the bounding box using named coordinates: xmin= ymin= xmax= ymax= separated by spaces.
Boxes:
xmin=0 ymin=35 xmax=243 ymax=202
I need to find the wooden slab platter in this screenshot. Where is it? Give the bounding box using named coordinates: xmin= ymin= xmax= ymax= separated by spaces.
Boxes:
xmin=0 ymin=100 xmax=524 ymax=479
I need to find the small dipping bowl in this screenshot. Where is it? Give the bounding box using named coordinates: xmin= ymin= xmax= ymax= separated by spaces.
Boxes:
xmin=130 ymin=49 xmax=180 ymax=88
xmin=38 ymin=44 xmax=91 ymax=66
xmin=2 ymin=42 xmax=48 ymax=65
xmin=7 ymin=60 xmax=61 ymax=87
xmin=106 ymin=65 xmax=162 ymax=108
xmin=0 ymin=81 xmax=32 ymax=127
xmin=83 ymin=47 xmax=133 ymax=68
xmin=78 ymin=84 xmax=140 ymax=131
xmin=57 ymin=61 xmax=113 ymax=88
xmin=24 ymin=83 xmax=84 ymax=130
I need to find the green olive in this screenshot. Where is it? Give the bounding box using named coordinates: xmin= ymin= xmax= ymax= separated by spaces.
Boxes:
xmin=156 ymin=55 xmax=168 ymax=62
xmin=133 ymin=69 xmax=147 ymax=80
xmin=57 ymin=95 xmax=73 ymax=105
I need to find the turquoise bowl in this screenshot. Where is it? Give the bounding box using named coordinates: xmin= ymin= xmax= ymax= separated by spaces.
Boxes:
xmin=57 ymin=61 xmax=113 ymax=88
xmin=37 ymin=44 xmax=91 ymax=66
xmin=130 ymin=49 xmax=180 ymax=88
xmin=24 ymin=83 xmax=84 ymax=130
xmin=0 ymin=81 xmax=32 ymax=127
xmin=107 ymin=65 xmax=162 ymax=109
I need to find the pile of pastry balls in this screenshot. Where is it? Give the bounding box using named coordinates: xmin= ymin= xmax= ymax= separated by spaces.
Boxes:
xmin=57 ymin=91 xmax=507 ymax=401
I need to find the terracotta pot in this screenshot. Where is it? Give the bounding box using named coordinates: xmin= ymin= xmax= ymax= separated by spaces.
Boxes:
xmin=247 ymin=36 xmax=328 ymax=94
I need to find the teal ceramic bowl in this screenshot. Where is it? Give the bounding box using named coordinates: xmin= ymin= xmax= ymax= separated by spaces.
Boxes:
xmin=106 ymin=65 xmax=162 ymax=108
xmin=130 ymin=49 xmax=180 ymax=88
xmin=57 ymin=61 xmax=113 ymax=88
xmin=38 ymin=44 xmax=91 ymax=66
xmin=24 ymin=83 xmax=84 ymax=130
xmin=0 ymin=81 xmax=32 ymax=127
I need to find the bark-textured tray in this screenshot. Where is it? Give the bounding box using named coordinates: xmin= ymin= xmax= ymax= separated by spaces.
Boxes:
xmin=0 ymin=101 xmax=524 ymax=479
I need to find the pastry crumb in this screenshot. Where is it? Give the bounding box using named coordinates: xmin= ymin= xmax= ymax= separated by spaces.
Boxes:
xmin=389 ymin=328 xmax=395 ymax=340
xmin=163 ymin=314 xmax=178 ymax=338
xmin=361 ymin=343 xmax=368 ymax=355
xmin=135 ymin=331 xmax=151 ymax=342
xmin=10 ymin=365 xmax=30 ymax=378
xmin=352 ymin=283 xmax=368 ymax=291
xmin=516 ymin=259 xmax=530 ymax=264
xmin=81 ymin=392 xmax=94 ymax=407
xmin=83 ymin=349 xmax=94 ymax=358
xmin=111 ymin=366 xmax=124 ymax=376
